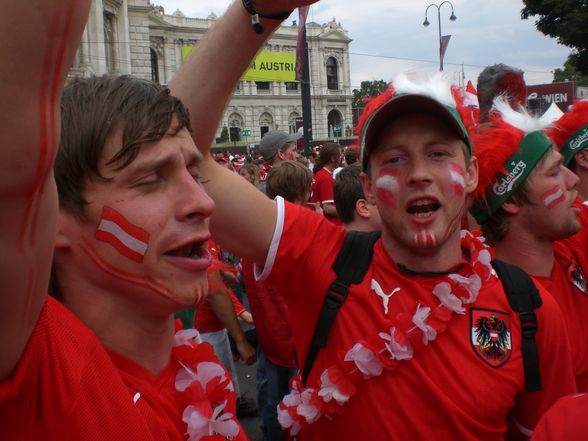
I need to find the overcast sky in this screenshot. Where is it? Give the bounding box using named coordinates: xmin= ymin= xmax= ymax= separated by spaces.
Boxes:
xmin=152 ymin=0 xmax=572 ymax=89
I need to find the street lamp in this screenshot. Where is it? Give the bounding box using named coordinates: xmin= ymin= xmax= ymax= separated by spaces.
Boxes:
xmin=423 ymin=1 xmax=457 ymax=72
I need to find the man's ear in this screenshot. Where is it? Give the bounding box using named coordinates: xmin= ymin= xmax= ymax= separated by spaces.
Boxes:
xmin=55 ymin=208 xmax=76 ymax=250
xmin=501 ymin=200 xmax=521 ymax=215
xmin=360 ymin=171 xmax=377 ymax=205
xmin=355 ymin=199 xmax=371 ymax=220
xmin=465 ymin=155 xmax=479 ymax=194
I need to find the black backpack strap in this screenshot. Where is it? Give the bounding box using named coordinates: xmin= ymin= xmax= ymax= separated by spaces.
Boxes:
xmin=491 ymin=259 xmax=543 ymax=392
xmin=301 ymin=230 xmax=381 ymax=386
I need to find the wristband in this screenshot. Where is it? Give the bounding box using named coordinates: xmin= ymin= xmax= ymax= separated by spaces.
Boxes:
xmin=241 ymin=0 xmax=293 ymax=34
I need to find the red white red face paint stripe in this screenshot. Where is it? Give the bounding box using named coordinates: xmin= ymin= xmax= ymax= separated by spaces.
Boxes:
xmin=542 ymin=186 xmax=565 ymax=209
xmin=414 ymin=229 xmax=437 ymax=248
xmin=376 ymin=168 xmax=402 ymax=208
xmin=95 ymin=207 xmax=150 ymax=263
xmin=448 ymin=163 xmax=465 ymax=197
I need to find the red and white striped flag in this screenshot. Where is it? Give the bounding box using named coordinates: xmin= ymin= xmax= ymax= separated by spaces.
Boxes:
xmin=95 ymin=207 xmax=150 ymax=263
xmin=542 ymin=187 xmax=565 ymax=208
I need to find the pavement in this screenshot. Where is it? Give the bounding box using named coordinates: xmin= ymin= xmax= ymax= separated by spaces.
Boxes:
xmin=235 ymin=359 xmax=264 ymax=441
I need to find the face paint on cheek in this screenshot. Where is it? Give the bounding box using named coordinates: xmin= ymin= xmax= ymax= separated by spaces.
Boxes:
xmin=79 ymin=237 xmax=176 ymax=302
xmin=448 ymin=163 xmax=466 ymax=197
xmin=375 ymin=168 xmax=402 ymax=208
xmin=413 ymin=229 xmax=437 ymax=248
xmin=542 ymin=186 xmax=565 ymax=208
xmin=95 ymin=207 xmax=150 ymax=263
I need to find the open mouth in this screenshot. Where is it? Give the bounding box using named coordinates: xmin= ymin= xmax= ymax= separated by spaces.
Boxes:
xmin=406 ymin=199 xmax=440 ymax=218
xmin=165 ymin=241 xmax=207 ymax=259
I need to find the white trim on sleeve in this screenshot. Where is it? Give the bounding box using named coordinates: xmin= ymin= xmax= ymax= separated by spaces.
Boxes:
xmin=254 ymin=196 xmax=285 ymax=282
xmin=509 ymin=414 xmax=533 ymax=438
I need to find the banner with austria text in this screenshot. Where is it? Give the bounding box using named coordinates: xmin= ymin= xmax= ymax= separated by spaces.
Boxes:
xmin=181 ymin=48 xmax=298 ymax=83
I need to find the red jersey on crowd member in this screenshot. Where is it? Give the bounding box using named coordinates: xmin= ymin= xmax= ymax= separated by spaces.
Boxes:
xmin=0 ymin=298 xmax=157 ymax=441
xmin=0 ymin=297 xmax=246 ymax=441
xmin=311 ymin=142 xmax=342 ymax=225
xmin=260 ymin=201 xmax=575 ymax=441
xmin=530 ymin=394 xmax=588 ymax=441
xmin=535 ymin=202 xmax=588 ymax=392
xmin=195 ymin=289 xmax=247 ymax=333
xmin=241 ymin=260 xmax=297 ymax=368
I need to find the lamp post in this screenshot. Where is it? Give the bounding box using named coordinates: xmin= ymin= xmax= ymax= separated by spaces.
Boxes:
xmin=423 ymin=1 xmax=457 ymax=72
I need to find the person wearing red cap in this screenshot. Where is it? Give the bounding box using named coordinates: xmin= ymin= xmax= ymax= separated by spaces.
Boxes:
xmin=471 ymin=97 xmax=588 ymax=395
xmin=548 ymin=101 xmax=588 ymax=201
xmin=177 ymin=57 xmax=575 ymax=438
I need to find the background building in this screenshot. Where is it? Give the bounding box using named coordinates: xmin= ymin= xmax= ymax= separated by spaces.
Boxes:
xmin=71 ymin=0 xmax=354 ymax=150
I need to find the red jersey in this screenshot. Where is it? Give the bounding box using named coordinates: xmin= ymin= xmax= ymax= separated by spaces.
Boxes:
xmin=242 ymin=259 xmax=297 ymax=368
xmin=530 ymin=394 xmax=588 ymax=441
xmin=311 ymin=167 xmax=341 ymax=225
xmin=195 ymin=287 xmax=246 ymax=334
xmin=0 ymin=297 xmax=157 ymax=441
xmin=537 ymin=203 xmax=588 ymax=391
xmin=258 ymin=199 xmax=575 ymax=441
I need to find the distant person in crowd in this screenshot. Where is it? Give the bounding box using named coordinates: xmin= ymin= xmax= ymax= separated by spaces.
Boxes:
xmin=334 ymin=164 xmax=381 ymax=231
xmin=477 ymin=63 xmax=527 ymax=123
xmin=311 ymin=142 xmax=342 ymax=224
xmin=239 ymin=162 xmax=261 ymax=189
xmin=333 ymin=146 xmax=359 ymax=179
xmin=548 ymin=100 xmax=588 ymax=201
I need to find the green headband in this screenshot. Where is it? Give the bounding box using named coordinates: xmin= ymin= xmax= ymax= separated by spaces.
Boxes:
xmin=470 ymin=131 xmax=552 ymax=224
xmin=560 ymin=123 xmax=588 ymax=165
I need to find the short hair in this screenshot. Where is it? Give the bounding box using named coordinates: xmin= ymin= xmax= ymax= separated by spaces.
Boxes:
xmin=239 ymin=163 xmax=260 ymax=187
xmin=343 ymin=146 xmax=359 ymax=166
xmin=477 ymin=64 xmax=526 ymax=123
xmin=318 ymin=142 xmax=341 ymax=165
xmin=265 ymin=160 xmax=312 ymax=202
xmin=334 ymin=164 xmax=364 ymax=224
xmin=56 ymin=75 xmax=191 ymax=217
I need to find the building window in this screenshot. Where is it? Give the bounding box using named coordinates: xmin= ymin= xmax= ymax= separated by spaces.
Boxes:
xmin=286 ymin=82 xmax=299 ymax=91
xmin=326 ymin=57 xmax=338 ymax=90
xmin=103 ymin=12 xmax=116 ymax=73
xmin=150 ymin=48 xmax=159 ymax=83
xmin=256 ymin=81 xmax=270 ymax=91
xmin=328 ymin=109 xmax=343 ymax=138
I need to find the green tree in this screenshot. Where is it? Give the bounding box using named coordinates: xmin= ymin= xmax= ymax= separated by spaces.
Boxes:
xmin=553 ymin=59 xmax=588 ymax=86
xmin=352 ymin=80 xmax=388 ymax=109
xmin=521 ymin=1 xmax=588 ymax=74
xmin=220 ymin=126 xmax=229 ymax=143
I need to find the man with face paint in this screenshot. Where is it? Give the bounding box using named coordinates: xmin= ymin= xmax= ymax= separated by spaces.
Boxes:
xmin=173 ymin=36 xmax=576 ymax=436
xmin=472 ymin=97 xmax=588 ymax=393
xmin=0 ymin=0 xmax=317 ymax=439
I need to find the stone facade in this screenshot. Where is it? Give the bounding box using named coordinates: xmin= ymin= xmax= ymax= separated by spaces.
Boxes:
xmin=71 ymin=0 xmax=353 ymax=145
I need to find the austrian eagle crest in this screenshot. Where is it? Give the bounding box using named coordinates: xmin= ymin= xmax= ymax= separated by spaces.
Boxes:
xmin=470 ymin=308 xmax=511 ymax=368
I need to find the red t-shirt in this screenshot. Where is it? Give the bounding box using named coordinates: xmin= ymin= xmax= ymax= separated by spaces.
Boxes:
xmin=258 ymin=198 xmax=576 ymax=441
xmin=0 ymin=297 xmax=157 ymax=441
xmin=242 ymin=259 xmax=297 ymax=368
xmin=530 ymin=394 xmax=588 ymax=441
xmin=311 ymin=167 xmax=341 ymax=225
xmin=537 ymin=203 xmax=588 ymax=392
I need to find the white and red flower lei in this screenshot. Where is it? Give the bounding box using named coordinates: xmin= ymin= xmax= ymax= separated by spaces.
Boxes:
xmin=277 ymin=230 xmax=495 ymax=436
xmin=172 ymin=325 xmax=241 ymax=441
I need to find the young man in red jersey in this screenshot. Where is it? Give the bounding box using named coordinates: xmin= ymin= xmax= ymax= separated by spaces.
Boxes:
xmin=471 ymin=97 xmax=588 ymax=394
xmin=172 ymin=33 xmax=576 ymax=436
xmin=0 ymin=1 xmax=315 ymax=440
xmin=311 ymin=142 xmax=342 ymax=223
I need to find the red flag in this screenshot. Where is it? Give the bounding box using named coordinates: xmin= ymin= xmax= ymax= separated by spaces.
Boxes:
xmin=464 ymin=80 xmax=479 ymax=107
xmin=295 ymin=6 xmax=310 ymax=82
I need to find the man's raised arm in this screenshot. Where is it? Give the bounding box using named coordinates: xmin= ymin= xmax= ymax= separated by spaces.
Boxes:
xmin=0 ymin=1 xmax=90 ymax=380
xmin=170 ymin=0 xmax=317 ymax=264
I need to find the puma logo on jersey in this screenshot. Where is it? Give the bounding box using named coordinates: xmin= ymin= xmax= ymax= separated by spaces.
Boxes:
xmin=371 ymin=279 xmax=400 ymax=315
